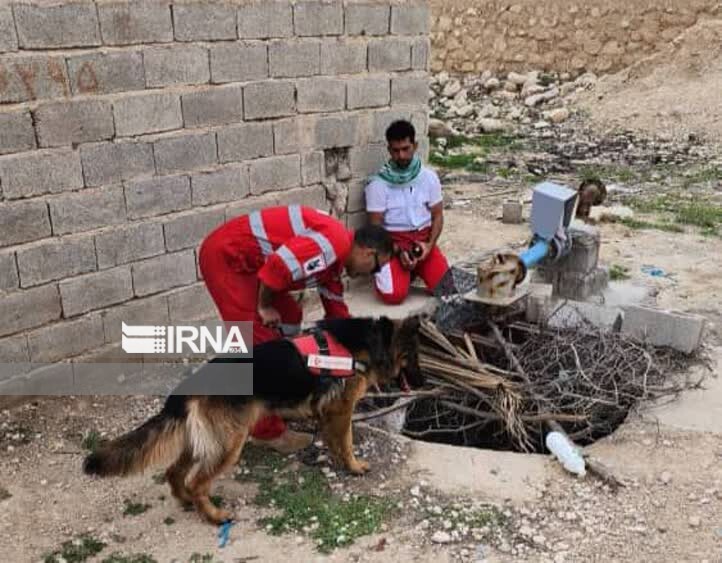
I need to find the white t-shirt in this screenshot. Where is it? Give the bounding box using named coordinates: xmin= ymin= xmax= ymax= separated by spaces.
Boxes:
xmin=365 ymin=167 xmax=443 ymax=232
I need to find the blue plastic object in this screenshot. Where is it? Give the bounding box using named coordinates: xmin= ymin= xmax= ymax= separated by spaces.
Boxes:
xmin=218 ymin=520 xmax=235 ymax=548
xmin=520 ymin=238 xmax=551 ymax=269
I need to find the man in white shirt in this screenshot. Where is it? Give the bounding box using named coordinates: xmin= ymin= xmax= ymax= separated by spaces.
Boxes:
xmin=365 ymin=120 xmax=450 ymax=304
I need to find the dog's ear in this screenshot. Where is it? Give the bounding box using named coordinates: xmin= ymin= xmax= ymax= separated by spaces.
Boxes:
xmin=368 ymin=317 xmax=395 ymax=377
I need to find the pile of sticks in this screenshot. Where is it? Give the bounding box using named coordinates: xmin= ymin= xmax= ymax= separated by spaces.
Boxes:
xmin=362 ymin=317 xmax=703 ymax=456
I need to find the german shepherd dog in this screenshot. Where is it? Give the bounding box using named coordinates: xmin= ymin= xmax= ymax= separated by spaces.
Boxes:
xmin=83 ymin=315 xmax=423 ymax=525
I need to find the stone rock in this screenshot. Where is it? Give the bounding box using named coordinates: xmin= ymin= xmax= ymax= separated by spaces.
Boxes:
xmin=478 ymin=103 xmax=500 ymax=118
xmin=429 ymin=118 xmax=454 ymax=138
xmin=522 ymin=82 xmax=545 ymax=98
xmin=484 ymin=77 xmax=501 ymax=91
xmin=590 ymin=205 xmax=634 ymax=222
xmin=431 ymin=531 xmax=453 ymax=544
xmin=534 ymin=121 xmax=550 ymax=129
xmin=544 ymin=108 xmax=571 ymax=124
xmin=507 ymin=72 xmax=528 ymax=86
xmin=442 ymin=80 xmax=462 ymax=98
xmin=478 ymin=118 xmax=510 ymax=133
xmin=688 ymin=516 xmax=701 ymax=528
xmin=525 ymin=87 xmax=559 ymax=107
xmin=455 ymin=104 xmax=475 ymax=117
xmin=503 ymin=80 xmax=518 ymax=93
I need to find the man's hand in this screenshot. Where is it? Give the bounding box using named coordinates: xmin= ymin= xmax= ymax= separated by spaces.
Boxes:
xmin=399 ymin=249 xmax=416 ymax=270
xmin=258 ymin=305 xmax=281 ymax=328
xmin=415 ymin=241 xmax=432 ymax=262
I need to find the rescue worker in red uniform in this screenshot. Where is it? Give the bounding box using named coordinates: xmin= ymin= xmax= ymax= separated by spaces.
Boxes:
xmin=365 ymin=120 xmax=450 ymax=305
xmin=199 ymin=204 xmax=394 ymax=453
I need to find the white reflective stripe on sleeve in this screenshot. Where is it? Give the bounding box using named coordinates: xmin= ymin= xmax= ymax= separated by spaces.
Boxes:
xmin=276 ymin=245 xmax=303 ymax=281
xmin=318 ymin=287 xmax=344 ymax=302
xmin=374 ymin=262 xmax=394 ymax=295
xmin=288 ymin=204 xmax=305 ymax=236
xmin=249 ymin=211 xmax=273 ymax=256
xmin=305 ymin=230 xmax=337 ymax=267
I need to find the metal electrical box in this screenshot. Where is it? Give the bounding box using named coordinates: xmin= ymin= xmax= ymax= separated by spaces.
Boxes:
xmin=530 ymin=182 xmax=578 ymax=240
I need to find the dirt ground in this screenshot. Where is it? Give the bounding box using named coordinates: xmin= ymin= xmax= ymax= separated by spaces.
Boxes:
xmin=3 ymin=60 xmax=722 ymax=563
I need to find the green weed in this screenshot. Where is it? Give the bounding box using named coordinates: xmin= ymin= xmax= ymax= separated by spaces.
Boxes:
xmin=101 ymin=554 xmax=158 ymax=563
xmin=619 ymin=218 xmax=685 ymax=233
xmin=81 ymin=430 xmax=102 ymax=453
xmin=44 ymin=535 xmax=106 ymax=563
xmin=123 ymin=499 xmax=151 ymax=517
xmin=609 ymin=264 xmax=631 ymax=281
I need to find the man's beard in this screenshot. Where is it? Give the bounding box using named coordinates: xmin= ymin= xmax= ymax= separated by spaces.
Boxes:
xmin=395 ymin=159 xmax=411 ymax=169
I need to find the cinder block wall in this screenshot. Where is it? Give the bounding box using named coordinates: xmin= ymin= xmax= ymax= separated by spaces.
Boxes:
xmin=0 ymin=0 xmax=430 ymax=374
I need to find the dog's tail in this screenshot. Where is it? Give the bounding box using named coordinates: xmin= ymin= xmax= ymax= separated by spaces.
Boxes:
xmin=83 ymin=396 xmax=188 ymax=478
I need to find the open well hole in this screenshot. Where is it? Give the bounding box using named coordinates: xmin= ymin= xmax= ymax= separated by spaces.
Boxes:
xmin=360 ymin=303 xmax=697 ymax=455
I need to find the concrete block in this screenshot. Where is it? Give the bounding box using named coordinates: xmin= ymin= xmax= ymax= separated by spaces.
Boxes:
xmin=0 ymin=200 xmax=52 ymax=247
xmin=0 ymin=285 xmax=61 ymax=338
xmin=0 ymin=363 xmax=76 ymax=396
xmin=95 ymin=222 xmax=166 ymax=269
xmin=17 ymin=235 xmax=96 ymax=288
xmin=14 ymin=2 xmax=101 ymax=49
xmin=164 ymin=208 xmax=226 ymax=252
xmin=0 ymin=335 xmax=30 ymax=381
xmin=314 ymin=114 xmax=361 ymax=148
xmin=49 ymin=187 xmax=126 ymax=236
xmin=173 ymin=3 xmax=236 ymax=41
xmin=555 ymin=267 xmax=609 ymax=301
xmin=0 ymin=110 xmax=36 ymax=155
xmin=80 ymin=141 xmax=155 ymax=187
xmin=181 ymin=86 xmax=244 ymax=128
xmin=153 ymin=132 xmax=218 ymax=175
xmin=237 ymin=1 xmax=292 ymax=38
xmin=346 ymin=180 xmax=369 ymax=213
xmin=0 ymin=6 xmax=18 ymax=52
xmin=297 ymin=78 xmax=346 ymax=113
xmin=225 ymin=192 xmax=280 ymax=221
xmin=273 ymin=119 xmax=302 ymax=156
xmin=269 ymin=40 xmax=320 ymax=78
xmin=0 ymin=251 xmax=18 ymax=292
xmin=113 ymin=92 xmax=182 ymax=137
xmin=390 ymin=3 xmax=430 ymax=35
xmin=34 ymin=100 xmax=115 ymax=148
xmin=98 ymin=1 xmax=173 ymax=45
xmin=0 ymin=55 xmax=71 ymax=104
xmin=347 ymin=76 xmax=391 ymax=109
xmin=350 ymin=144 xmax=387 ymax=179
xmin=524 ymin=283 xmax=554 ymax=324
xmin=502 ymin=201 xmax=523 ymax=224
xmin=622 ymin=306 xmax=706 ymax=354
xmin=345 ymin=210 xmax=367 ymax=230
xmin=411 ymin=36 xmax=430 ymax=70
xmin=28 ymin=315 xmax=105 ymax=363
xmin=191 ymin=166 xmax=250 ymax=206
xmin=545 ymin=299 xmax=623 ymax=331
xmin=544 ymin=227 xmax=600 ymax=275
xmin=132 ymin=250 xmax=197 ymax=297
xmin=67 ymin=51 xmax=145 ymax=95
xmin=60 ymin=267 xmax=134 ymax=317
xmin=294 ymin=1 xmax=343 ymax=36
xmin=369 ymin=38 xmax=412 ymax=71
xmin=125 ymin=175 xmax=191 ymax=220
xmin=250 ymin=155 xmax=301 ymax=195
xmin=302 ymin=152 xmax=324 ymax=186
xmin=210 ymin=42 xmax=268 ymax=84
xmin=144 ymin=45 xmax=210 ymax=87
xmin=281 ymin=185 xmax=330 ymax=212
xmin=321 ymin=39 xmax=367 ymax=75
xmin=218 ymin=123 xmax=274 ymax=163
xmin=101 ymin=294 xmax=170 ymax=343
xmin=168 ymin=283 xmax=217 ymax=322
xmin=243 ymin=81 xmax=296 ymax=120
xmin=345 ymin=3 xmax=390 ymax=36
xmin=391 ymin=74 xmax=429 ymax=105
xmin=369 ymin=108 xmax=414 ymax=142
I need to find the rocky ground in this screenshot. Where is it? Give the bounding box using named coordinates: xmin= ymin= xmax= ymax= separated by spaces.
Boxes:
xmin=2 ymin=62 xmax=722 ymax=562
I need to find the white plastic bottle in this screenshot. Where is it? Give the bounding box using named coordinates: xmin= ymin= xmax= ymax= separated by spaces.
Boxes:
xmin=545 ymin=431 xmax=586 ymax=477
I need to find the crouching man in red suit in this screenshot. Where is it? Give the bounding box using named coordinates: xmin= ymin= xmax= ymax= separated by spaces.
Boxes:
xmin=199 ymin=204 xmax=394 ymax=453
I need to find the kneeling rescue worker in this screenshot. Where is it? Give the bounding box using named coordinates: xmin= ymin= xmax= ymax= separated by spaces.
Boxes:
xmin=199 ymin=204 xmax=394 ymax=453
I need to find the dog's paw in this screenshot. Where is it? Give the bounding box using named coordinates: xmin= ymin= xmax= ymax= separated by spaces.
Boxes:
xmin=347 ymin=458 xmax=370 ymax=475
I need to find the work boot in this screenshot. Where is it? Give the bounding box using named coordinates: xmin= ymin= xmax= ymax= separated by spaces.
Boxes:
xmin=251 ymin=429 xmax=314 ymax=454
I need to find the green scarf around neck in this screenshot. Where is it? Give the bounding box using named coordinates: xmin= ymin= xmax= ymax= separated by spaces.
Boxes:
xmin=370 ymin=154 xmax=422 ymax=186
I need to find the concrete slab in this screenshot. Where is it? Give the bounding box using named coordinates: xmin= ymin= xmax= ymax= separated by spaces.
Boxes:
xmin=622 ymin=305 xmax=706 ymax=354
xmin=405 ymin=439 xmax=550 ymax=505
xmin=644 ymin=347 xmax=722 ymax=434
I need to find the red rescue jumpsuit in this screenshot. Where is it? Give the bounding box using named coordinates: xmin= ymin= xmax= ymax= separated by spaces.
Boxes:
xmin=199 ymin=205 xmax=352 ymax=440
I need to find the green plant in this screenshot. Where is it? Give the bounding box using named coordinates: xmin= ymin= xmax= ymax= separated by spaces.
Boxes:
xmin=81 ymin=430 xmax=102 ymax=452
xmin=123 ymin=499 xmax=151 ymax=517
xmin=44 ymin=535 xmax=106 ymax=563
xmin=609 ymin=264 xmax=631 ymax=281
xmin=101 ymin=554 xmax=158 ymax=563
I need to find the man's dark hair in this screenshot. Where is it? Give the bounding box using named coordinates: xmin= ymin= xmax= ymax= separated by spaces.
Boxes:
xmin=354 ymin=224 xmax=394 ymax=255
xmin=385 ymin=120 xmax=416 ymax=144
